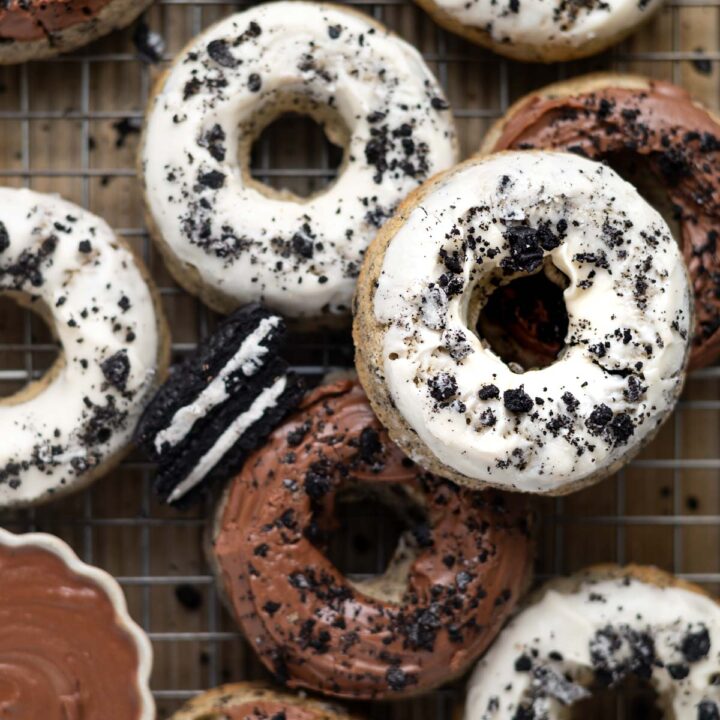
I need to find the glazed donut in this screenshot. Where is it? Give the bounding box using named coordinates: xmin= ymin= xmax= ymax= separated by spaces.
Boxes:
xmin=170 ymin=683 xmax=354 ymax=720
xmin=413 ymin=0 xmax=661 ymax=62
xmin=136 ymin=303 xmax=304 ymax=506
xmin=353 ymin=151 xmax=691 ymax=496
xmin=0 ymin=187 xmax=168 ymax=508
xmin=0 ymin=0 xmax=152 ymax=64
xmin=0 ymin=528 xmax=154 ymax=720
xmin=140 ymin=1 xmax=458 ymax=320
xmin=211 ymin=381 xmax=532 ymax=700
xmin=481 ymin=73 xmax=720 ymax=369
xmin=465 ymin=565 xmax=720 ymax=719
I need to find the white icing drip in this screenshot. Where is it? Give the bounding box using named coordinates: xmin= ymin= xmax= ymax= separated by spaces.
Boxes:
xmin=431 ymin=0 xmax=662 ymax=55
xmin=465 ymin=574 xmax=720 ymax=719
xmin=0 ymin=187 xmax=162 ymax=507
xmin=166 ymin=375 xmax=287 ymax=503
xmin=154 ymin=315 xmax=280 ymax=453
xmin=372 ymin=152 xmax=691 ymax=493
xmin=142 ymin=1 xmax=458 ymax=318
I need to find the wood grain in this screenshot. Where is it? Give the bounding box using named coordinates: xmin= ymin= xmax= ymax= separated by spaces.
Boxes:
xmin=0 ymin=1 xmax=718 ymax=717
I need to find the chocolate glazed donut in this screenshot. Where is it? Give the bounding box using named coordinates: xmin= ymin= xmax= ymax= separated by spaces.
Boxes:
xmin=0 ymin=0 xmax=153 ymax=63
xmin=481 ymin=73 xmax=720 ymax=369
xmin=211 ymin=381 xmax=533 ymax=700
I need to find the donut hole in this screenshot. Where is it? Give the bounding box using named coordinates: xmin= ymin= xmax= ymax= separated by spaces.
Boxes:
xmin=566 ymin=675 xmax=663 ymax=719
xmin=602 ymin=151 xmax=682 ymax=242
xmin=0 ymin=293 xmax=61 ymax=403
xmin=323 ymin=482 xmax=429 ymax=604
xmin=476 ymin=266 xmax=569 ymax=372
xmin=245 ymin=101 xmax=346 ymax=200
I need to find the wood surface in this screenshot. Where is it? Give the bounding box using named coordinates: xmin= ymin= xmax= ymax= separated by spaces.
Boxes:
xmin=0 ymin=0 xmax=718 ymax=717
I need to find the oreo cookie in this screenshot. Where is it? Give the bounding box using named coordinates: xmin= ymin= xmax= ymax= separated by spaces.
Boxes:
xmin=135 ymin=304 xmax=303 ymax=506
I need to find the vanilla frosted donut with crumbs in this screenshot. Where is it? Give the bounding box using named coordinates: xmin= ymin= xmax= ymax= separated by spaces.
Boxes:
xmin=0 ymin=188 xmax=168 ymax=507
xmin=353 ymin=151 xmax=691 ymax=496
xmin=465 ymin=565 xmax=720 ymax=719
xmin=141 ymin=1 xmax=458 ymax=319
xmin=414 ymin=0 xmax=662 ymax=62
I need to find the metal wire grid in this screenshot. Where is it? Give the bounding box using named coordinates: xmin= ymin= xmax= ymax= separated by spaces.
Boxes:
xmin=0 ymin=0 xmax=718 ymax=717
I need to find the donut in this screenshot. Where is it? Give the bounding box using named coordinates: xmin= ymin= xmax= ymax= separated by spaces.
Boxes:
xmin=481 ymin=73 xmax=720 ymax=370
xmin=0 ymin=528 xmax=154 ymax=719
xmin=135 ymin=303 xmax=304 ymax=506
xmin=0 ymin=0 xmax=152 ymax=64
xmin=140 ymin=1 xmax=458 ymax=320
xmin=0 ymin=187 xmax=168 ymax=508
xmin=353 ymin=151 xmax=692 ymax=496
xmin=413 ymin=0 xmax=661 ymax=62
xmin=465 ymin=565 xmax=720 ymax=719
xmin=169 ymin=683 xmax=355 ymax=720
xmin=211 ymin=380 xmax=533 ymax=700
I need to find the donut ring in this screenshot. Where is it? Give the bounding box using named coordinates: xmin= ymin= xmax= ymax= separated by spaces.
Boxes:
xmin=0 ymin=0 xmax=153 ymax=64
xmin=353 ymin=151 xmax=692 ymax=496
xmin=0 ymin=528 xmax=154 ymax=719
xmin=465 ymin=565 xmax=720 ymax=719
xmin=170 ymin=683 xmax=355 ymax=720
xmin=0 ymin=187 xmax=169 ymax=507
xmin=481 ymin=73 xmax=720 ymax=369
xmin=413 ymin=0 xmax=661 ymax=62
xmin=211 ymin=381 xmax=532 ymax=700
xmin=0 ymin=0 xmax=152 ymax=65
xmin=140 ymin=1 xmax=458 ymax=320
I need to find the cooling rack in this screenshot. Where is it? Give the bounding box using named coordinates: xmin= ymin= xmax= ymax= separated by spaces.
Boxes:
xmin=0 ymin=0 xmax=718 ymax=716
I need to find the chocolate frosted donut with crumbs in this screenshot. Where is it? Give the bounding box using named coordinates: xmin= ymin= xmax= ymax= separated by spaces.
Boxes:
xmin=170 ymin=683 xmax=356 ymax=720
xmin=0 ymin=0 xmax=153 ymax=63
xmin=211 ymin=381 xmax=532 ymax=700
xmin=482 ymin=73 xmax=720 ymax=369
xmin=465 ymin=565 xmax=720 ymax=719
xmin=0 ymin=529 xmax=154 ymax=719
xmin=354 ymin=151 xmax=691 ymax=496
xmin=140 ymin=1 xmax=458 ymax=320
xmin=0 ymin=187 xmax=169 ymax=508
xmin=135 ymin=303 xmax=304 ymax=506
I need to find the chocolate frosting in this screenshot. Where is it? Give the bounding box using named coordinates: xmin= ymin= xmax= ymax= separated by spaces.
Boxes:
xmin=0 ymin=0 xmax=112 ymax=43
xmin=214 ymin=381 xmax=532 ymax=700
xmin=490 ymin=79 xmax=720 ymax=368
xmin=0 ymin=543 xmax=143 ymax=719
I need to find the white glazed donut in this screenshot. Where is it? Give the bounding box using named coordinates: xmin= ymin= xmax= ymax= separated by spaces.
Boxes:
xmin=0 ymin=188 xmax=168 ymax=507
xmin=413 ymin=0 xmax=662 ymax=62
xmin=353 ymin=151 xmax=692 ymax=496
xmin=465 ymin=566 xmax=720 ymax=720
xmin=140 ymin=1 xmax=458 ymax=320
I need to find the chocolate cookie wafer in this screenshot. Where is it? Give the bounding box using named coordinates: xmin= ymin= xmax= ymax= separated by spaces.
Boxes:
xmin=135 ymin=304 xmax=303 ymax=506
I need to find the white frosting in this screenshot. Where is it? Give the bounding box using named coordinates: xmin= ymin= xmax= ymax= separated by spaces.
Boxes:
xmin=465 ymin=572 xmax=720 ymax=719
xmin=141 ymin=1 xmax=458 ymax=318
xmin=430 ymin=0 xmax=661 ymax=55
xmin=0 ymin=188 xmax=162 ymax=507
xmin=373 ymin=152 xmax=691 ymax=493
xmin=154 ymin=315 xmax=279 ymax=452
xmin=166 ymin=374 xmax=287 ymax=503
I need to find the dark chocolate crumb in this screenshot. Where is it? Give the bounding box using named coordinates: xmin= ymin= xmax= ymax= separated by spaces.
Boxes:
xmin=175 ymin=584 xmax=203 ymax=611
xmin=503 ymin=387 xmax=533 ymax=414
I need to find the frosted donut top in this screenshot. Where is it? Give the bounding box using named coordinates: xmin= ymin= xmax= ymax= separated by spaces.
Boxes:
xmin=141 ymin=1 xmax=458 ymax=318
xmin=0 ymin=188 xmax=162 ymax=506
xmin=373 ymin=151 xmax=691 ymax=493
xmin=465 ymin=571 xmax=720 ymax=719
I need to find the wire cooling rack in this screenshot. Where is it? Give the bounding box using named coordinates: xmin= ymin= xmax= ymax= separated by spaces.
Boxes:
xmin=0 ymin=0 xmax=719 ymax=717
